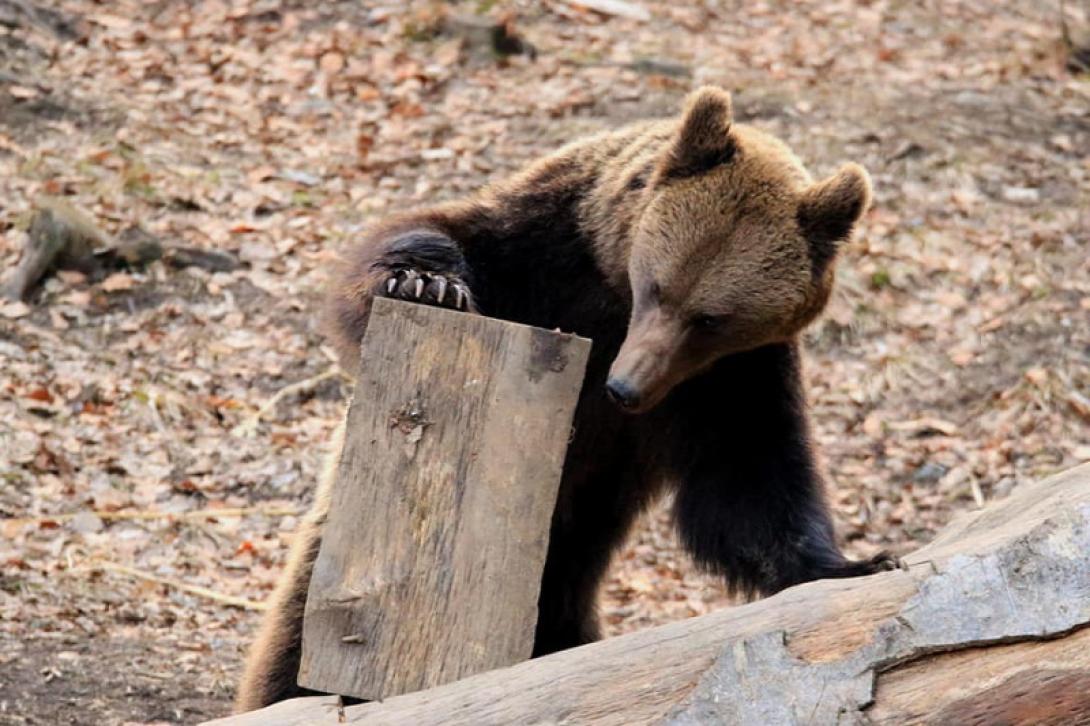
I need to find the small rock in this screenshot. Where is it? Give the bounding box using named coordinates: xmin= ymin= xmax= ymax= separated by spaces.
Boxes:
xmin=1002 ymin=186 xmax=1039 ymax=204
xmin=69 ymin=511 xmax=104 ymax=534
xmin=238 ymin=241 xmax=276 ymax=263
xmin=270 ymin=471 xmax=299 ymax=489
xmin=278 ymin=169 xmax=321 ymax=186
xmin=913 ymin=462 xmax=948 ymax=484
xmin=0 ymin=339 xmax=26 ymax=360
xmin=421 ymin=148 xmax=455 ymax=161
xmin=8 ymin=430 xmax=39 ymax=464
xmin=993 ymin=476 xmax=1016 ymax=499
xmin=1050 ymin=134 xmax=1073 ymax=152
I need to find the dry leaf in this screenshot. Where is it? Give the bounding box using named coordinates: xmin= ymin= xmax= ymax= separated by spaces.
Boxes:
xmin=319 ymin=51 xmax=345 ymax=74
xmin=0 ymin=301 xmax=31 ymax=318
xmin=26 ymin=387 xmax=54 ymax=403
xmin=100 ymin=272 xmax=135 ymax=292
xmin=60 ymin=289 xmax=92 ymax=306
xmin=948 ymin=349 xmax=975 ymax=367
xmin=390 ymin=101 xmax=425 ymax=118
xmin=355 ymin=85 xmax=381 ymax=102
xmin=247 ymin=165 xmax=277 ymax=184
xmin=356 ymin=132 xmax=374 ymax=161
xmin=8 ymin=86 xmax=40 ymax=99
xmin=2 ymin=3 xmax=1085 ymax=719
xmin=862 ymin=412 xmax=884 ymax=438
xmin=56 ymin=270 xmax=88 ymax=285
xmin=434 ymin=39 xmax=463 ymax=67
xmin=91 ymin=13 xmax=132 ymax=29
xmin=1024 ymin=368 xmax=1048 ymax=386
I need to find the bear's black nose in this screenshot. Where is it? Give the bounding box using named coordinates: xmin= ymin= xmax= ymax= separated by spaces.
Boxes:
xmin=605 ymin=378 xmax=641 ymax=411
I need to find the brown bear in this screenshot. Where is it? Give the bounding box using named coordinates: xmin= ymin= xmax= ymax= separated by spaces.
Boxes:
xmin=235 ymin=86 xmax=895 ymax=711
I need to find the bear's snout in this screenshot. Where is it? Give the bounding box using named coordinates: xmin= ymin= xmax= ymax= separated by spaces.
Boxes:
xmin=605 ymin=377 xmax=642 ymax=412
xmin=608 ymin=306 xmax=688 ymax=414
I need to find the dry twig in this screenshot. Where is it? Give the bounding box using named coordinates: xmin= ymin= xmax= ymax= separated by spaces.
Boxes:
xmin=232 ymin=367 xmax=345 ymax=437
xmin=91 ymin=560 xmax=267 ymax=611
xmin=3 ymin=505 xmax=300 ymax=528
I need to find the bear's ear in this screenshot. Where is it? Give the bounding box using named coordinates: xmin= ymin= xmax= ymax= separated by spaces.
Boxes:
xmin=797 ymin=163 xmax=872 ymax=274
xmin=659 ymin=87 xmax=736 ymax=180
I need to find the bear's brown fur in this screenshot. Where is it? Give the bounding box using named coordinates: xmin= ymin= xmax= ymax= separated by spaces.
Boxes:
xmin=235 ymin=87 xmax=894 ymax=712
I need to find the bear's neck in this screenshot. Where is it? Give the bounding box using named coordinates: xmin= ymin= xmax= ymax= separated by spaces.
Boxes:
xmin=478 ymin=120 xmax=673 ymax=292
xmin=424 ymin=121 xmax=675 ymax=339
xmin=575 ymin=120 xmax=674 ymax=290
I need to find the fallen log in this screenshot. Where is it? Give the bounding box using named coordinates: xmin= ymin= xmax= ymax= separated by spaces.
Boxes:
xmin=1 ymin=198 xmax=103 ymax=300
xmin=1 ymin=199 xmax=242 ymax=301
xmin=209 ymin=461 xmax=1090 ymax=725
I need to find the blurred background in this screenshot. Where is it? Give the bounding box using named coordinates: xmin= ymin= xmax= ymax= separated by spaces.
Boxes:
xmin=0 ymin=1 xmax=1087 ymax=723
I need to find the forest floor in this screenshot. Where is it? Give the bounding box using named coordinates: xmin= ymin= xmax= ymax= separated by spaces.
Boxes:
xmin=1 ymin=1 xmax=1087 ymax=723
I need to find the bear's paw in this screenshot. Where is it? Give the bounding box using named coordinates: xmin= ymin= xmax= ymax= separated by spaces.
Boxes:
xmin=380 ymin=268 xmax=473 ymax=312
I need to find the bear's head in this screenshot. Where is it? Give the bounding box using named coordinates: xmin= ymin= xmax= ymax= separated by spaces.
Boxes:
xmin=605 ymin=86 xmax=871 ymax=413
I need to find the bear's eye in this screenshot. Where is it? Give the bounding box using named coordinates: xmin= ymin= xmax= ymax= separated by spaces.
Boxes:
xmin=690 ymin=314 xmax=724 ymax=331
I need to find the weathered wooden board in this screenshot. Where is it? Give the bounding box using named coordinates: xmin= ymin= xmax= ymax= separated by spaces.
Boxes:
xmin=295 ymin=297 xmax=591 ymax=700
xmin=209 ymin=462 xmax=1090 ymax=726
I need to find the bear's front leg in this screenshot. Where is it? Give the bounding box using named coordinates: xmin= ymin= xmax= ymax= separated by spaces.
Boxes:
xmin=665 ymin=343 xmax=898 ymax=597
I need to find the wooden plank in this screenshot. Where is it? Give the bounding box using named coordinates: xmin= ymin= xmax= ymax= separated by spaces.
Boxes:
xmin=206 ymin=463 xmax=1090 ymax=726
xmin=295 ymin=297 xmax=591 ymax=701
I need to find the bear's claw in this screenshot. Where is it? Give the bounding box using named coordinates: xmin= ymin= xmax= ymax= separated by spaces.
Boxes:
xmin=380 ymin=268 xmax=472 ymax=311
xmin=863 ymin=551 xmax=902 ymax=573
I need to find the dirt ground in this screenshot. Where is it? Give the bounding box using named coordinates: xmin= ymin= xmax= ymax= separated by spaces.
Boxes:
xmin=1 ymin=1 xmax=1087 ymax=723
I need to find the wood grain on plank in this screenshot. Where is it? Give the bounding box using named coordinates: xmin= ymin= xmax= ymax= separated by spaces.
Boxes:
xmin=296 ymin=298 xmax=590 ymax=700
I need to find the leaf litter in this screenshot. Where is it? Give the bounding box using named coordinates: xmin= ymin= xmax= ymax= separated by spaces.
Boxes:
xmin=0 ymin=0 xmax=1087 ymax=723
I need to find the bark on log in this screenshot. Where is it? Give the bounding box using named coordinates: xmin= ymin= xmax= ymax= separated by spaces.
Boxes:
xmin=1 ymin=199 xmax=237 ymax=301
xmin=210 ymin=462 xmax=1090 ymax=725
xmin=1 ymin=200 xmax=104 ymax=300
xmin=296 ymin=298 xmax=591 ymax=701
